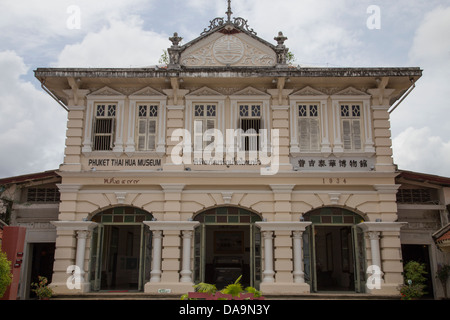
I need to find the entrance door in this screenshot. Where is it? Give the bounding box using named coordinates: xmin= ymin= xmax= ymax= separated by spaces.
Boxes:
xmin=303 ymin=207 xmax=366 ymax=293
xmin=313 ymin=226 xmax=355 ymax=291
xmin=29 ymin=243 xmax=55 ymax=299
xmin=100 ymin=224 xmax=142 ymax=290
xmin=193 ymin=207 xmax=262 ymax=289
xmin=89 ymin=207 xmax=154 ymax=292
xmin=401 ymin=244 xmax=434 ymax=298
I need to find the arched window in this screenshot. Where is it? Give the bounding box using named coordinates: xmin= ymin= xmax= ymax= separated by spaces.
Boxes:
xmin=304 ymin=207 xmax=364 ymax=224
xmin=194 ymin=207 xmax=261 ymax=224
xmin=91 ymin=206 xmax=153 ymax=223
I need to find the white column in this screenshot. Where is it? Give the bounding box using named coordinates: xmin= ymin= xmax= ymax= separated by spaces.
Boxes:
xmin=50 ymin=221 xmax=97 ymax=293
xmin=150 ymin=230 xmax=162 ymax=283
xmin=75 ymin=230 xmax=89 ymax=280
xmin=292 ymin=230 xmax=304 ymax=283
xmin=368 ymin=231 xmax=382 ymax=270
xmin=180 ymin=230 xmax=194 ymax=282
xmin=262 ymin=231 xmax=275 ymax=283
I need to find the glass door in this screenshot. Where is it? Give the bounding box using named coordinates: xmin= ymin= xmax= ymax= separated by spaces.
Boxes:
xmin=89 ymin=224 xmax=104 ymax=291
xmin=303 ymin=225 xmax=314 ymax=291
xmin=193 ymin=224 xmax=205 ymax=283
xmin=250 ymin=224 xmax=261 ymax=288
xmin=352 ymin=225 xmax=366 ymax=293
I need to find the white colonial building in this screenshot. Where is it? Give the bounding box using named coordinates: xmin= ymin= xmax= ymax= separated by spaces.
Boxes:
xmin=26 ymin=3 xmax=448 ymax=298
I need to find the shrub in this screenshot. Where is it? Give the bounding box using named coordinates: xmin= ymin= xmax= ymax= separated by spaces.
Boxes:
xmin=0 ymin=250 xmax=12 ymax=298
xmin=400 ymin=261 xmax=428 ymax=300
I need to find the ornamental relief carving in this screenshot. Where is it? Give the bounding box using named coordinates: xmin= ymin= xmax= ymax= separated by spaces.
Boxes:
xmin=181 ymin=35 xmax=276 ymax=67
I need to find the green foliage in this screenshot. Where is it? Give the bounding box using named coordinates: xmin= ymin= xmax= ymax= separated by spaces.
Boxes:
xmin=286 ymin=51 xmax=296 ymax=65
xmin=0 ymin=250 xmax=12 ymax=298
xmin=400 ymin=261 xmax=428 ymax=300
xmin=193 ymin=282 xmax=218 ymax=294
xmin=244 ymin=285 xmax=262 ymax=298
xmin=436 ymin=264 xmax=450 ymax=283
xmin=31 ymin=276 xmax=53 ymax=299
xmin=159 ymin=50 xmax=169 ymax=65
xmin=436 ymin=264 xmax=450 ymax=299
xmin=404 ymin=261 xmax=427 ymax=284
xmin=181 ymin=275 xmax=263 ymax=300
xmin=221 ymin=275 xmax=244 ymax=297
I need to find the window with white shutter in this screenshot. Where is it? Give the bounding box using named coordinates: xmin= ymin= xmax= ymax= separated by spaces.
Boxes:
xmin=239 ymin=104 xmax=261 ymax=151
xmin=93 ymin=104 xmax=116 ymax=151
xmin=341 ymin=104 xmax=362 ymax=151
xmin=194 ymin=104 xmax=216 ymax=150
xmin=298 ymin=104 xmax=320 ymax=151
xmin=137 ymin=104 xmax=158 ymax=151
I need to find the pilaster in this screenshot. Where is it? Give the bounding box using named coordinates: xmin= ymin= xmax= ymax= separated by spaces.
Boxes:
xmin=256 ymin=221 xmax=311 ymax=295
xmin=358 ymin=222 xmax=407 ymax=295
xmin=50 ymin=221 xmax=97 ymax=294
xmin=144 ymin=221 xmax=199 ymax=295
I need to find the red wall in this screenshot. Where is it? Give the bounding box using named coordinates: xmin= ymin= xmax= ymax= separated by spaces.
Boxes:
xmin=1 ymin=226 xmax=26 ymax=300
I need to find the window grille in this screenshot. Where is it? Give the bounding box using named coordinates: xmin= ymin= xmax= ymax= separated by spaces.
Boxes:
xmin=194 ymin=104 xmax=216 ymax=149
xmin=93 ymin=104 xmax=116 ymax=151
xmin=26 ymin=188 xmax=60 ymax=203
xmin=397 ymin=189 xmax=434 ymax=204
xmin=239 ymin=105 xmax=261 ymax=151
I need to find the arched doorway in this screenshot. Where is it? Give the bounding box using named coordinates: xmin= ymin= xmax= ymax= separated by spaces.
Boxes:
xmin=89 ymin=206 xmax=153 ymax=292
xmin=303 ymin=207 xmax=366 ymax=293
xmin=193 ymin=207 xmax=262 ymax=289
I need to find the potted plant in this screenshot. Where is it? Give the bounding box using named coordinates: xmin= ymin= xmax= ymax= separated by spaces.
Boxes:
xmin=399 ymin=261 xmax=428 ymax=300
xmin=436 ymin=264 xmax=450 ymax=299
xmin=31 ymin=276 xmax=53 ymax=300
xmin=181 ymin=275 xmax=263 ymax=300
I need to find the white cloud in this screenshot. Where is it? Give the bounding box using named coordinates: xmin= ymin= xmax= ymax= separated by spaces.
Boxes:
xmin=390 ymin=6 xmax=450 ymax=176
xmin=0 ymin=50 xmax=66 ymax=178
xmin=55 ymin=16 xmax=169 ymax=67
xmin=392 ymin=127 xmax=450 ymax=177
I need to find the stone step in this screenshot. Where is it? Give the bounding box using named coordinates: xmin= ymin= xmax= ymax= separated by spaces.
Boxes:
xmin=50 ymin=292 xmax=399 ymax=300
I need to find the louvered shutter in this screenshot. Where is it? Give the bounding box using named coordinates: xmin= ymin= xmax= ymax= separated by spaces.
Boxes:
xmin=352 ymin=120 xmax=361 ymax=150
xmin=299 ymin=118 xmax=310 ymax=150
xmin=310 ymin=118 xmax=320 ymax=151
xmin=148 ymin=119 xmax=157 ymax=150
xmin=138 ymin=119 xmax=147 ymax=150
xmin=343 ymin=119 xmax=352 ymax=150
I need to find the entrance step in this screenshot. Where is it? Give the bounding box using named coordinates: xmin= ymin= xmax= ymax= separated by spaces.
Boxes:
xmin=50 ymin=292 xmax=398 ymax=300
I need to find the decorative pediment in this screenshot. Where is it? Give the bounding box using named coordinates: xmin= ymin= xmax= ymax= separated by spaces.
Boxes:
xmin=180 ymin=32 xmax=276 ymax=68
xmin=187 ymin=86 xmax=224 ymax=97
xmin=232 ymin=86 xmax=268 ymax=96
xmin=88 ymin=86 xmax=124 ymax=96
xmin=290 ymin=86 xmax=327 ymax=96
xmin=334 ymin=86 xmax=369 ymax=96
xmin=130 ymin=86 xmax=165 ymax=97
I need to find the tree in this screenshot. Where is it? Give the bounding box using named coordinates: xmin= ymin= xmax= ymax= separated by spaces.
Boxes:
xmin=400 ymin=260 xmax=428 ymax=300
xmin=159 ymin=50 xmax=169 ymax=65
xmin=0 ymin=250 xmax=12 ymax=298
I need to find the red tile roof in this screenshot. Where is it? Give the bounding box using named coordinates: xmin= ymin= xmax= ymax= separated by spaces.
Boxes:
xmin=436 ymin=231 xmax=450 ymax=243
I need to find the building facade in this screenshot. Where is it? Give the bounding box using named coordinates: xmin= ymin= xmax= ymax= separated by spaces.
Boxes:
xmin=0 ymin=170 xmax=60 ymax=299
xmin=32 ymin=7 xmax=428 ymax=297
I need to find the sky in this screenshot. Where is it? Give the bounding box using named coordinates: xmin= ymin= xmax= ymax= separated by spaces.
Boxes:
xmin=0 ymin=0 xmax=449 ymax=179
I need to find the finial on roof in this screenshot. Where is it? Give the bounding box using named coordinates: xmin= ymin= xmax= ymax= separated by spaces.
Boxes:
xmin=201 ymin=0 xmax=257 ymax=36
xmin=226 ymin=0 xmax=233 ymax=23
xmin=169 ymin=32 xmax=183 ymax=48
